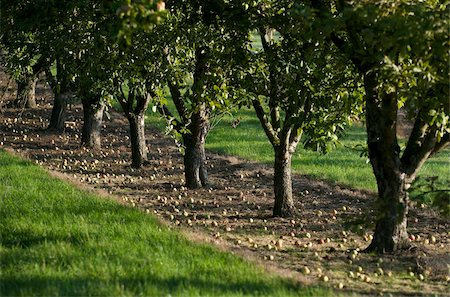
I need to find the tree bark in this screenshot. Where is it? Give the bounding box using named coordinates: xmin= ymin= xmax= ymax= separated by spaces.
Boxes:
xmin=81 ymin=100 xmax=104 ymax=149
xmin=366 ymin=173 xmax=409 ymax=253
xmin=182 ymin=103 xmax=209 ymax=189
xmin=46 ymin=59 xmax=69 ymax=131
xmin=127 ymin=113 xmax=148 ymax=168
xmin=364 ymin=73 xmax=409 ymax=253
xmin=14 ymin=75 xmax=37 ymax=108
xmin=47 ymin=91 xmax=68 ymax=131
xmin=183 ymin=133 xmax=208 ymax=189
xmin=117 ymin=90 xmax=151 ymax=169
xmin=273 ymin=145 xmax=297 ymax=217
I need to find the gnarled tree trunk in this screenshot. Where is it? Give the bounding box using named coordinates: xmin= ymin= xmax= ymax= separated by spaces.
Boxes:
xmin=364 ymin=73 xmax=409 ymax=253
xmin=163 ymin=46 xmax=211 ymax=188
xmin=183 ymin=133 xmax=208 ymax=189
xmin=252 ymin=98 xmax=303 ymax=218
xmin=273 ymin=145 xmax=297 ymax=217
xmin=182 ymin=103 xmax=209 ymax=189
xmin=367 ymin=171 xmax=409 ymax=253
xmin=118 ymin=91 xmax=151 ymax=169
xmin=46 ymin=60 xmax=69 ymax=131
xmin=127 ymin=113 xmax=148 ymax=168
xmin=81 ymin=99 xmax=104 ymax=149
xmin=14 ymin=75 xmax=37 ymax=108
xmin=48 ymin=91 xmax=68 ymax=131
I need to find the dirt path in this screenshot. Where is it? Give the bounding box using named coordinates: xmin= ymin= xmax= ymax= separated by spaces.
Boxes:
xmin=1 ymin=76 xmax=449 ymax=296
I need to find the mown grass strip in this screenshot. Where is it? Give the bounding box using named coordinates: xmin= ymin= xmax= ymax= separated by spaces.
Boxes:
xmin=0 ymin=150 xmax=330 ymax=297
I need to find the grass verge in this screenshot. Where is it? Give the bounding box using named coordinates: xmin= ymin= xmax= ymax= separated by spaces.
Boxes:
xmin=0 ymin=150 xmax=330 ymax=297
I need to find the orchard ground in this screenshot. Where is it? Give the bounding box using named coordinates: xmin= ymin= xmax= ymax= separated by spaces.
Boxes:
xmin=1 ymin=73 xmax=449 ymax=296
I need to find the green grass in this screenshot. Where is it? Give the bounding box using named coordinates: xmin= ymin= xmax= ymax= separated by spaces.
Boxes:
xmin=0 ymin=150 xmax=330 ymax=296
xmin=145 ymin=107 xmax=450 ymax=191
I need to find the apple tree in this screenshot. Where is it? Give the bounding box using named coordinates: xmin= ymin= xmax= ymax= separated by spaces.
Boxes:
xmin=155 ymin=0 xmax=248 ymax=188
xmin=227 ymin=0 xmax=362 ymax=217
xmin=328 ymin=0 xmax=449 ymax=252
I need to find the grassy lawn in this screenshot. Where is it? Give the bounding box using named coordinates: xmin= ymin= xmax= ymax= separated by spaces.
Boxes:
xmin=145 ymin=107 xmax=450 ymax=192
xmin=0 ymin=150 xmax=330 ymax=297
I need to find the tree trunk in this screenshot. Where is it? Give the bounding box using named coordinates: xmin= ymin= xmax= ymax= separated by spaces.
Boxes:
xmin=81 ymin=100 xmax=104 ymax=149
xmin=14 ymin=75 xmax=37 ymax=108
xmin=127 ymin=113 xmax=148 ymax=168
xmin=364 ymin=73 xmax=409 ymax=253
xmin=273 ymin=146 xmax=297 ymax=217
xmin=367 ymin=171 xmax=409 ymax=253
xmin=181 ymin=101 xmax=210 ymax=189
xmin=183 ymin=133 xmax=208 ymax=189
xmin=48 ymin=91 xmax=67 ymax=131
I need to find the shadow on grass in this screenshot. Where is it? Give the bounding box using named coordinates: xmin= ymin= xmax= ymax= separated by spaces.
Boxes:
xmin=1 ymin=230 xmax=91 ymax=249
xmin=0 ymin=273 xmax=308 ymax=296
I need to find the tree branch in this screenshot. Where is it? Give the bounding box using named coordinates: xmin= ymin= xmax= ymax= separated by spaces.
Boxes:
xmin=133 ymin=92 xmax=151 ymax=116
xmin=432 ymin=133 xmax=449 ymax=155
xmin=401 ymin=113 xmax=441 ymax=180
xmin=259 ymin=27 xmax=281 ymax=131
xmin=167 ymin=78 xmax=188 ymax=123
xmin=288 ymin=127 xmax=303 ymax=154
xmin=157 ymin=104 xmax=182 ymax=132
xmin=252 ymin=99 xmax=279 ymax=146
xmin=287 ymin=97 xmax=311 ymax=153
xmin=259 ymin=26 xmax=272 ymax=53
xmin=164 ymin=45 xmax=189 ymax=124
xmin=329 ymin=33 xmax=367 ymax=73
xmin=45 ymin=67 xmax=58 ymax=93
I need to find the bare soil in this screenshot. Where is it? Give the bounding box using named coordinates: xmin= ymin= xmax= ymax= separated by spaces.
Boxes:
xmin=1 ymin=73 xmax=449 ymax=296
